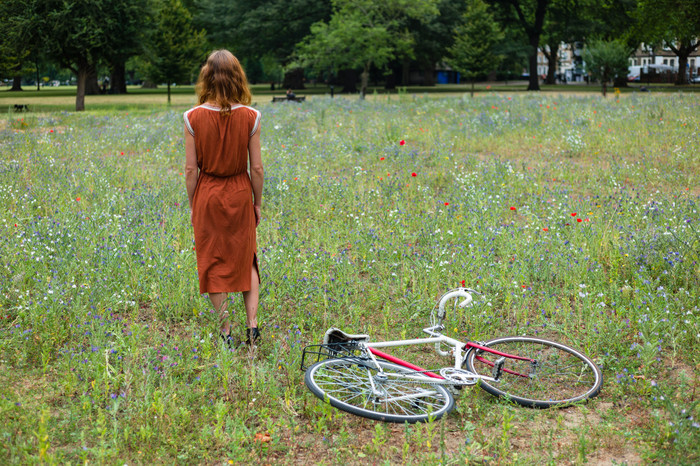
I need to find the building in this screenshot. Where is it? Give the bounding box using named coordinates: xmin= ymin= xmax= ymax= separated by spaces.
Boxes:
xmin=629 ymin=43 xmax=700 ymax=81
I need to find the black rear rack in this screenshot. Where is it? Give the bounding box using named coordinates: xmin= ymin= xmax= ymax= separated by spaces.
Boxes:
xmin=300 ymin=341 xmax=366 ymax=371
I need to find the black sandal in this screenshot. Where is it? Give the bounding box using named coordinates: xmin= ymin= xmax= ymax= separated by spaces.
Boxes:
xmin=246 ymin=327 xmax=260 ymax=345
xmin=220 ymin=331 xmax=234 ymax=349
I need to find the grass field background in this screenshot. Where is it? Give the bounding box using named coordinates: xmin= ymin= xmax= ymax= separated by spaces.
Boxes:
xmin=1 ymin=90 xmax=698 ymax=463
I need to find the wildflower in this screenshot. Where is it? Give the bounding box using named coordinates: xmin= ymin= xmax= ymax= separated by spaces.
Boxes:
xmin=76 ymin=197 xmax=81 ymax=201
xmin=411 ymin=172 xmax=417 ymax=177
xmin=577 ymin=218 xmax=582 ymax=223
xmin=399 ymin=140 xmax=406 ymax=146
xmin=444 ymin=202 xmax=449 ymax=206
xmin=461 ymin=280 xmax=466 ymax=287
xmin=380 ymin=157 xmax=385 ymax=160
xmin=510 ymin=207 xmax=516 ymax=211
xmin=571 ymin=212 xmax=577 ymax=217
xmin=542 ymin=228 xmax=548 ymax=232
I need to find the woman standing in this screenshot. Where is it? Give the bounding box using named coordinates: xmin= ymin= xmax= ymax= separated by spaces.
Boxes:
xmin=184 ymin=50 xmax=263 ymax=347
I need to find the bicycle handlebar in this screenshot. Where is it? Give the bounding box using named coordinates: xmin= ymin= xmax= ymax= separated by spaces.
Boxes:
xmin=436 ymin=288 xmax=476 ymax=323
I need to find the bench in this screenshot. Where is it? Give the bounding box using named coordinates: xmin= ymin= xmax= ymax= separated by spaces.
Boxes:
xmin=272 ymin=96 xmax=306 ymax=103
xmin=14 ymin=104 xmax=29 ymax=112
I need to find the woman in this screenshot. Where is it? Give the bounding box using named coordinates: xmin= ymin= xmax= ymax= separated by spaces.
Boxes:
xmin=184 ymin=50 xmax=263 ymax=347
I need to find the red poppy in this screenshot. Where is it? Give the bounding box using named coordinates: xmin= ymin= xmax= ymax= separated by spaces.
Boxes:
xmin=411 ymin=172 xmax=417 ymax=177
xmin=76 ymin=197 xmax=81 ymax=201
xmin=542 ymin=228 xmax=548 ymax=232
xmin=461 ymin=280 xmax=466 ymax=287
xmin=571 ymin=212 xmax=577 ymax=217
xmin=577 ymin=218 xmax=582 ymax=223
xmin=380 ymin=157 xmax=385 ymax=160
xmin=510 ymin=206 xmax=516 ymax=211
xmin=120 ymin=152 xmax=124 ymax=155
xmin=444 ymin=202 xmax=449 ymax=206
xmin=49 ymin=129 xmax=54 ymax=133
xmin=399 ymin=140 xmax=406 ymax=146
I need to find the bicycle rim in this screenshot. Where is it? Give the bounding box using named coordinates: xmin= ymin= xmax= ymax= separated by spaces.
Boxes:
xmin=465 ymin=337 xmax=602 ymax=408
xmin=305 ymin=358 xmax=454 ymax=423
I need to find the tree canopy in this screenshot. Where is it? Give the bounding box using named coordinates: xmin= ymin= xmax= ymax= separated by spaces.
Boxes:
xmin=2 ymin=0 xmax=699 ymax=103
xmin=143 ymin=0 xmax=207 ymax=104
xmin=293 ymin=0 xmax=440 ymax=97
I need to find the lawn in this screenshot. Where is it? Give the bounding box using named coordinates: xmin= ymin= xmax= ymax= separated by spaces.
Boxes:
xmin=0 ymin=91 xmax=698 ymax=464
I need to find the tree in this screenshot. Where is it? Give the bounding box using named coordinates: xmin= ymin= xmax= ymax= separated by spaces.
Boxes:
xmin=143 ymin=0 xmax=207 ymax=104
xmin=37 ymin=1 xmax=111 ymax=110
xmin=102 ymin=0 xmax=153 ymax=94
xmin=195 ymin=0 xmax=332 ymax=87
xmin=634 ymin=0 xmax=700 ymax=85
xmin=540 ymin=0 xmax=595 ymax=84
xmin=448 ymin=0 xmax=504 ymax=97
xmin=0 ymin=0 xmax=41 ymax=91
xmin=582 ymin=39 xmax=631 ymax=96
xmin=294 ymin=0 xmax=439 ymax=98
xmin=405 ymin=0 xmax=469 ymax=87
xmin=487 ymin=0 xmax=551 ymax=91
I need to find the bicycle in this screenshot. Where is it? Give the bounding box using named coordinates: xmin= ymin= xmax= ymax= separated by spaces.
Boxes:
xmin=300 ymin=288 xmax=603 ymax=423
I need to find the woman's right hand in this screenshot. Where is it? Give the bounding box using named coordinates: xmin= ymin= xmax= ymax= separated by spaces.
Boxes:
xmin=254 ymin=205 xmax=261 ymax=227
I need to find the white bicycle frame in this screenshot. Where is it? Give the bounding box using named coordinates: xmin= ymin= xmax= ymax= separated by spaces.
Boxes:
xmin=358 ymin=324 xmax=499 ymax=388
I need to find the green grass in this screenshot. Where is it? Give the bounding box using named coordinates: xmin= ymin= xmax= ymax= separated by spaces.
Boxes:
xmin=0 ymin=93 xmax=698 ymax=463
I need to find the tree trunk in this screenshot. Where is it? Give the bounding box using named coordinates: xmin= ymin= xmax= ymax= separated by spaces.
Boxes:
xmin=527 ymin=41 xmax=541 ymax=91
xmin=471 ymin=79 xmax=475 ymax=98
xmin=516 ymin=0 xmax=548 ymax=91
xmin=602 ymin=74 xmax=607 ymax=97
xmin=675 ymin=52 xmax=688 ymax=85
xmin=401 ymin=59 xmax=410 ymax=87
xmin=544 ymin=43 xmax=558 ymax=84
xmin=670 ymin=39 xmax=698 ymax=85
xmin=360 ymin=64 xmax=369 ymax=99
xmin=11 ymin=75 xmax=22 ymax=91
xmin=85 ymin=64 xmax=100 ymax=95
xmin=422 ymin=65 xmax=435 ymax=86
xmin=167 ymin=82 xmax=171 ymax=105
xmin=110 ymin=60 xmax=127 ymax=94
xmin=76 ymin=63 xmax=88 ymax=111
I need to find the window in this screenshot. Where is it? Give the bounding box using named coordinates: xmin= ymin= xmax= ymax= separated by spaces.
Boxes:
xmin=663 ymin=59 xmax=668 ymax=65
xmin=670 ymin=59 xmax=674 ymax=67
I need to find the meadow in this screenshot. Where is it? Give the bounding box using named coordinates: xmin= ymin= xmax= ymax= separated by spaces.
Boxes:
xmin=0 ymin=91 xmax=698 ymax=464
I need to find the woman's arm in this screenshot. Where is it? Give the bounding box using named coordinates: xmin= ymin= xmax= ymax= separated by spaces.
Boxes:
xmin=184 ymin=126 xmax=199 ymax=209
xmin=248 ymin=128 xmax=264 ymax=226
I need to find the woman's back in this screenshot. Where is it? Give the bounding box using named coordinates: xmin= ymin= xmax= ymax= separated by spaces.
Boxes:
xmin=184 ymin=103 xmax=261 ymax=177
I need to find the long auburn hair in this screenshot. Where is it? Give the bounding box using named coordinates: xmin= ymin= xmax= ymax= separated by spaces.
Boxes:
xmin=196 ymin=50 xmax=252 ymax=115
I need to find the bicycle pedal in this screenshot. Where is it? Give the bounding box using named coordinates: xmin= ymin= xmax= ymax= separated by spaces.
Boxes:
xmin=492 ymin=357 xmax=505 ymax=380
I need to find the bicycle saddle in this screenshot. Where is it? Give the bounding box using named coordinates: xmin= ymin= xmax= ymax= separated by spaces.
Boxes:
xmin=322 ymin=327 xmax=370 ymax=345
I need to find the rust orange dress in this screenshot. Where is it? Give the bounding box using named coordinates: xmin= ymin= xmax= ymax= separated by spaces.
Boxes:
xmin=184 ymin=103 xmax=261 ymax=294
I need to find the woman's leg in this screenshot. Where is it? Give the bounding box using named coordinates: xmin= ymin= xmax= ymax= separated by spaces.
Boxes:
xmin=242 ymin=265 xmax=259 ymax=328
xmin=209 ymin=292 xmax=230 ymax=335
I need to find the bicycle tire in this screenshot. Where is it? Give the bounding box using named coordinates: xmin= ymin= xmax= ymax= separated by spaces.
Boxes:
xmin=464 ymin=336 xmax=602 ymax=408
xmin=305 ymin=358 xmax=455 ymax=423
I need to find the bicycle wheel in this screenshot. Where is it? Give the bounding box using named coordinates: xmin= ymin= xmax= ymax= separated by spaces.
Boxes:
xmin=464 ymin=337 xmax=602 ymax=408
xmin=305 ymin=358 xmax=455 ymax=423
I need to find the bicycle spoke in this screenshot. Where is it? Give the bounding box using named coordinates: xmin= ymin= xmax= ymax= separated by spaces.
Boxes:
xmin=466 ymin=337 xmax=602 ymax=407
xmin=306 ymin=358 xmax=455 ymax=422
